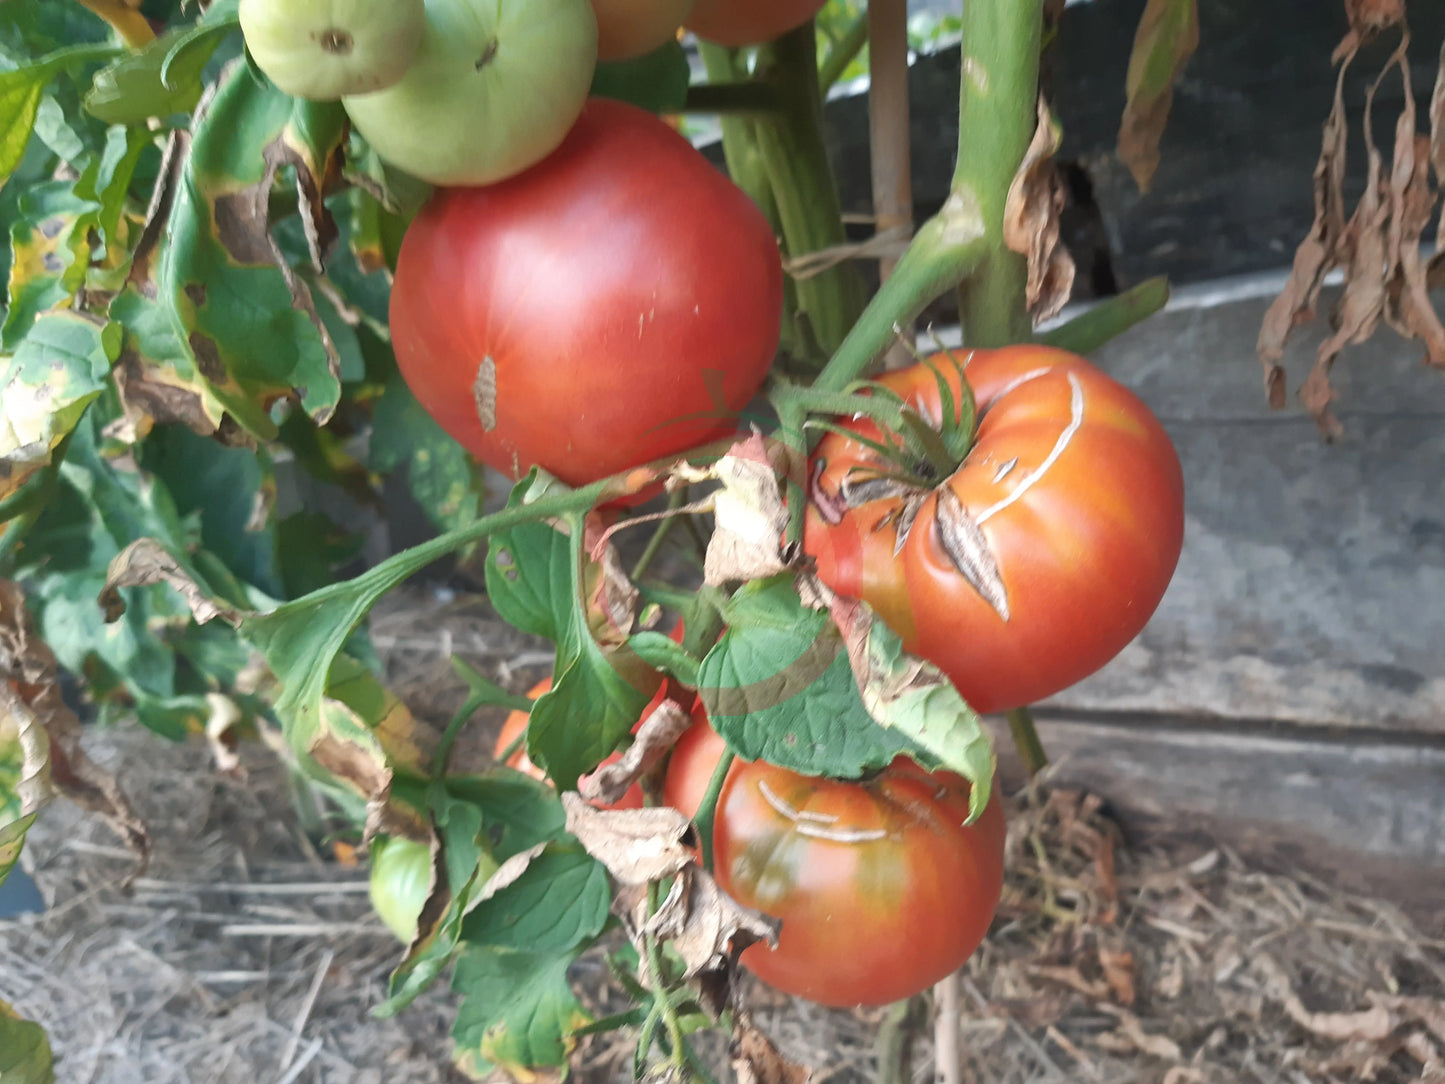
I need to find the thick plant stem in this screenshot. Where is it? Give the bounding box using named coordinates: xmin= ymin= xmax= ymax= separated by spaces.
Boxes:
xmin=1006 ymin=706 xmax=1049 ymax=777
xmin=868 ymin=0 xmax=915 ymax=370
xmin=952 ymin=0 xmax=1044 ymax=348
xmin=875 ymin=997 xmax=924 ymax=1084
xmin=750 ymin=26 xmax=870 ymax=363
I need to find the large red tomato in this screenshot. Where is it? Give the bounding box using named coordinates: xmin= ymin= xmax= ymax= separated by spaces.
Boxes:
xmin=659 ymin=698 xmax=736 ymax=818
xmin=712 ymin=758 xmax=1006 ymax=1007
xmin=804 ymin=346 xmax=1184 ymax=715
xmin=389 ymin=98 xmax=783 ymax=487
xmin=684 ymin=0 xmax=825 ymax=46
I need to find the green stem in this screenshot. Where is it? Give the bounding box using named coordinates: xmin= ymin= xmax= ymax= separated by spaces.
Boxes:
xmin=810 ymin=205 xmax=989 ymax=396
xmin=691 ymin=749 xmax=736 ymax=871
xmin=750 ymin=25 xmax=870 ymax=364
xmin=818 ymin=11 xmax=870 ymax=93
xmin=433 ymin=693 xmax=488 ymax=776
xmin=875 ymin=997 xmax=924 ymax=1084
xmin=1006 ymin=706 xmax=1048 ymax=777
xmin=952 ymin=0 xmax=1044 ymax=348
xmin=1036 ymin=276 xmax=1170 ymax=355
xmin=682 ymin=82 xmax=785 ymax=115
xmin=630 ymin=488 xmax=688 ymax=580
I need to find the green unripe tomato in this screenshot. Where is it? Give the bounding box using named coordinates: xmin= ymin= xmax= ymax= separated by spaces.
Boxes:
xmin=368 ymin=836 xmax=499 ymax=942
xmin=239 ymin=0 xmax=426 ymax=101
xmin=342 ymin=0 xmax=598 ymax=187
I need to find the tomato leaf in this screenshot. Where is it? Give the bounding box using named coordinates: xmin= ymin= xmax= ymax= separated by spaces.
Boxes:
xmin=82 ymin=18 xmax=233 ymax=125
xmin=0 ymin=999 xmax=53 ymax=1084
xmin=697 ymin=575 xmax=932 ymax=778
xmin=376 ymin=772 xmax=567 ymax=1016
xmin=460 ymin=844 xmax=610 ymax=953
xmin=590 ymin=40 xmax=691 ymax=114
xmin=0 ymin=42 xmax=118 ymax=188
xmin=2 ymin=182 xmax=98 ymax=350
xmin=450 ymin=946 xmax=591 ymax=1079
xmin=485 ymin=491 xmax=660 ymax=791
xmin=0 ymin=815 xmax=36 ymax=890
xmin=0 ymin=311 xmax=117 ymax=502
xmin=1118 ymin=0 xmax=1198 ymax=193
xmin=369 ymin=376 xmax=485 ymax=534
xmin=135 ymin=61 xmax=345 ymax=440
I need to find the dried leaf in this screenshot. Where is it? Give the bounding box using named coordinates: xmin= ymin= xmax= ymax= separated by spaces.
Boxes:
xmin=1098 ymin=942 xmax=1137 ymax=1007
xmin=934 ymin=485 xmax=1010 ymax=621
xmin=561 ymin=792 xmax=696 ymax=886
xmin=731 ymin=1014 xmax=813 ymax=1084
xmin=1117 ymin=0 xmax=1198 ymax=192
xmin=582 ymin=511 xmax=639 ymax=644
xmin=642 ymin=864 xmax=778 ymax=981
xmin=701 ymin=432 xmax=801 ymax=587
xmin=203 ymin=692 xmax=245 ymax=777
xmin=0 ymin=580 xmax=148 ymax=870
xmin=578 ymin=699 xmax=691 ymax=807
xmin=100 ymin=538 xmax=239 ymax=625
xmin=1432 ymin=42 xmax=1445 ymax=245
xmin=1004 ymin=98 xmax=1076 ymax=321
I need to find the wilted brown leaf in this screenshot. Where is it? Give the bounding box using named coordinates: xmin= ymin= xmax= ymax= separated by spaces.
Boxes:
xmin=1118 ymin=0 xmax=1199 ymax=192
xmin=731 ymin=1014 xmax=813 ymax=1084
xmin=703 ymin=432 xmax=801 ymax=587
xmin=100 ymin=539 xmax=239 ymax=626
xmin=642 ymin=864 xmax=779 ymax=981
xmin=561 ymin=792 xmax=696 ymax=886
xmin=0 ymin=580 xmax=148 ymax=870
xmin=578 ymin=699 xmax=691 ymax=807
xmin=1004 ymin=98 xmax=1076 ymax=321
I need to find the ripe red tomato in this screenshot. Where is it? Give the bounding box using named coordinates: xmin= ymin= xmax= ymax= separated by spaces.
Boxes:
xmin=804 ymin=346 xmax=1184 ymax=715
xmin=683 ymin=0 xmax=825 ymax=46
xmin=389 ymin=98 xmax=783 ymax=487
xmin=495 ymin=677 xmax=648 ymax=809
xmin=712 ymin=758 xmax=1006 ymax=1007
xmin=659 ymin=697 xmax=735 ymax=818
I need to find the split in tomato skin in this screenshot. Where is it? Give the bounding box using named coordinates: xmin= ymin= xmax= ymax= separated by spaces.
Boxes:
xmin=711 ymin=757 xmax=1006 ymax=1008
xmin=388 ymin=97 xmax=784 ymax=488
xmin=803 ymin=345 xmax=1185 ymax=716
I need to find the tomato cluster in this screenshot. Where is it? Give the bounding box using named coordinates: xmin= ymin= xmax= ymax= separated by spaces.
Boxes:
xmin=239 ymin=0 xmax=1186 ymax=1017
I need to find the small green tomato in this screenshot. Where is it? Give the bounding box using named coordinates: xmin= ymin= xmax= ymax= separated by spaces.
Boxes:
xmin=239 ymin=0 xmax=426 ymax=101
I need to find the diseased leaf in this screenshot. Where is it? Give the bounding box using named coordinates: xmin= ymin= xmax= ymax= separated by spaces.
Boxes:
xmin=639 ymin=865 xmax=778 ymax=983
xmin=1117 ymin=0 xmax=1198 ymax=193
xmin=577 ymin=698 xmax=691 ymax=807
xmin=562 ymin=793 xmax=695 ymax=886
xmin=0 ymin=311 xmax=117 ymax=501
xmin=1004 ymin=98 xmax=1076 ymax=322
xmin=2 ymin=182 xmax=98 ymax=351
xmin=0 ymin=578 xmax=148 ymax=870
xmin=451 ymin=947 xmax=591 ymax=1079
xmin=131 ymin=62 xmax=346 ymax=440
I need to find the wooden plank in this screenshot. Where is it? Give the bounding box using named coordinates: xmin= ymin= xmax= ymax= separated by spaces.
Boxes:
xmin=990 ymin=714 xmax=1445 ymax=932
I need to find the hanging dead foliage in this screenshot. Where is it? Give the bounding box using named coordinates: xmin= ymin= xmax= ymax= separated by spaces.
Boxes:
xmin=1257 ymin=2 xmax=1445 ymax=438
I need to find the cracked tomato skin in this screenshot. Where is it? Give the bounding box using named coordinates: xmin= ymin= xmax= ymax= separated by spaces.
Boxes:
xmin=803 ymin=346 xmax=1184 ymax=715
xmin=388 ymin=97 xmax=783 ymax=487
xmin=713 ymin=758 xmax=1005 ymax=1007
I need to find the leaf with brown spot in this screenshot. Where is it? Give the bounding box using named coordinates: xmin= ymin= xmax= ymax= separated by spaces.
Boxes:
xmin=934 ymin=485 xmax=1010 ymax=620
xmin=1117 ymin=0 xmax=1198 ymax=193
xmin=1004 ymin=98 xmax=1076 ymax=321
xmin=698 ymin=431 xmax=803 ymax=587
xmin=731 ymin=1013 xmax=813 ymax=1084
xmin=577 ymin=698 xmax=691 ymax=808
xmin=561 ymin=792 xmax=695 ymax=886
xmin=642 ymin=865 xmax=779 ymax=982
xmin=100 ymin=538 xmax=240 ymax=626
xmin=124 ymin=61 xmax=348 ymax=440
xmin=0 ymin=580 xmax=148 ymax=874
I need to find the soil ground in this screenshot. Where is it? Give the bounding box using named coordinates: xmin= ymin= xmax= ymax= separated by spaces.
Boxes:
xmin=3 ymin=583 xmax=1443 ymax=1084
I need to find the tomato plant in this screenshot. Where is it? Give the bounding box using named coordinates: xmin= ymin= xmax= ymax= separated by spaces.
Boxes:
xmin=388 ymin=97 xmax=784 ymax=486
xmin=368 ymin=835 xmax=437 ymax=942
xmin=804 ymin=346 xmax=1185 ymax=715
xmin=710 ymin=757 xmax=1006 ymax=1007
xmin=684 ymin=0 xmax=828 ymax=46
